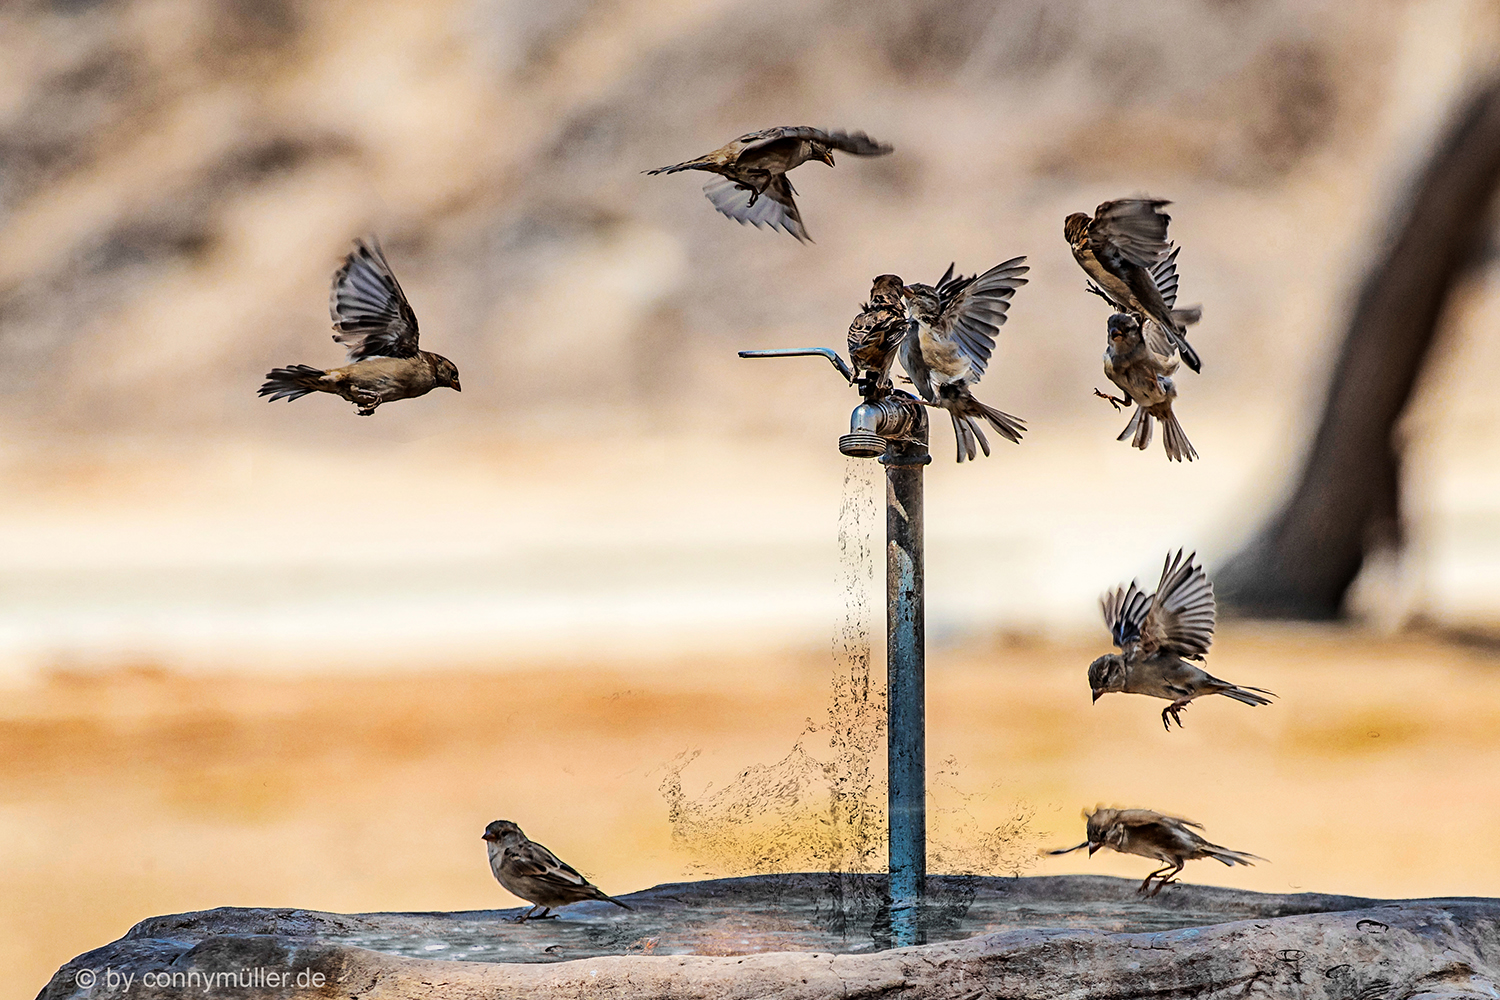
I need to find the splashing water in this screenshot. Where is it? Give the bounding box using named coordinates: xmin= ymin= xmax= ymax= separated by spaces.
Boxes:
xmin=659 ymin=457 xmax=1037 ymax=907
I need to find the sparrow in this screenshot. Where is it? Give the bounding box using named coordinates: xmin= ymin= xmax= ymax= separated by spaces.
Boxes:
xmin=1097 ymin=312 xmax=1196 ymax=462
xmin=1049 ymin=807 xmax=1263 ymax=896
xmin=847 ymin=274 xmax=911 ymax=385
xmin=482 ymin=820 xmax=632 ymax=922
xmin=259 ymin=239 xmax=461 ymax=416
xmin=1065 ymin=198 xmax=1201 ymax=372
xmin=645 ymin=126 xmax=892 ymax=242
xmin=899 ymin=258 xmax=1029 ymax=462
xmin=1089 ymin=549 xmax=1275 ymax=730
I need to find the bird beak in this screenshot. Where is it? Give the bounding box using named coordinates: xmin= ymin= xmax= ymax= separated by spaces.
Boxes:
xmin=452 ymin=379 xmax=462 ymax=392
xmin=482 ymin=832 xmax=496 ymax=841
xmin=1088 ymin=842 xmax=1101 ymax=856
xmin=1091 ymin=689 xmax=1102 ymax=704
xmin=900 ymin=286 xmax=912 ymax=299
xmin=821 ymin=151 xmax=836 ymax=166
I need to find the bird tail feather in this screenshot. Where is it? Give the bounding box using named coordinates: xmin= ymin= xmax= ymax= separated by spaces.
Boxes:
xmin=951 ymin=412 xmax=989 ymax=463
xmin=644 ymin=157 xmax=714 ymax=175
xmin=1204 ymin=845 xmax=1263 ymax=867
xmin=259 ymin=364 xmax=328 ymax=402
xmin=973 ymin=398 xmax=1026 ymax=445
xmin=1121 ymin=407 xmax=1152 ymax=450
xmin=1160 ymin=409 xmax=1197 ymax=462
xmin=1216 ymin=683 xmax=1276 ymax=707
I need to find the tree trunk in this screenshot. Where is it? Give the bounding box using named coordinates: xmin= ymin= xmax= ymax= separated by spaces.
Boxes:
xmin=1218 ymin=74 xmax=1500 ymax=619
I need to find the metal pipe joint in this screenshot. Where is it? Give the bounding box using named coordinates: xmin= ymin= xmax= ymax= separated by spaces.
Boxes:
xmin=839 ymin=395 xmax=925 ymax=458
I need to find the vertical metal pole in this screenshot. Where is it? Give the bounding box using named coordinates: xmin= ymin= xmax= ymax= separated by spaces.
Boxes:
xmin=881 ymin=413 xmax=928 ymax=946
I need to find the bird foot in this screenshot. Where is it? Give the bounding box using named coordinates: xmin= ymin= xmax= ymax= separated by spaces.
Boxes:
xmin=1161 ymin=700 xmax=1191 ymax=731
xmin=1093 ymin=388 xmax=1128 ymax=411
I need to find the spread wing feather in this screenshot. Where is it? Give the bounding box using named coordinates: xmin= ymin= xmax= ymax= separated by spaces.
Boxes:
xmin=930 ymin=256 xmax=1028 ymax=382
xmin=738 ymin=126 xmax=892 ymax=156
xmin=329 ymin=239 xmax=420 ymax=360
xmin=1140 ymin=550 xmax=1216 ymax=658
xmin=1102 ymin=580 xmax=1152 ymax=650
xmin=703 ymin=175 xmax=809 ymax=242
xmin=1090 ymin=199 xmax=1173 ymax=269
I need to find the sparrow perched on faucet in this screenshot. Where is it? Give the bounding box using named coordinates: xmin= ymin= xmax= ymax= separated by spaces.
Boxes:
xmin=847 ymin=274 xmax=912 ymax=386
xmin=1090 ymin=550 xmax=1275 ymax=730
xmin=483 ymin=820 xmax=632 ymax=922
xmin=899 ymin=258 xmax=1029 ymax=461
xmin=645 ymin=126 xmax=892 ymax=242
xmin=259 ymin=239 xmax=461 ymax=415
xmin=1098 ymin=312 xmax=1196 ymax=462
xmin=1049 ymin=807 xmax=1262 ymax=897
xmin=1065 ymin=198 xmax=1201 ymax=372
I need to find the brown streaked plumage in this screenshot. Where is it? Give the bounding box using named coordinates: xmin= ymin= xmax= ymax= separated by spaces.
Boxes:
xmin=1099 ymin=312 xmax=1195 ymax=462
xmin=482 ymin=820 xmax=632 ymax=922
xmin=847 ymin=274 xmax=911 ymax=384
xmin=1049 ymin=807 xmax=1263 ymax=896
xmin=899 ymin=258 xmax=1029 ymax=462
xmin=1089 ymin=550 xmax=1274 ymax=730
xmin=259 ymin=239 xmax=460 ymax=416
xmin=645 ymin=126 xmax=892 ymax=242
xmin=1066 ymin=198 xmax=1201 ymax=372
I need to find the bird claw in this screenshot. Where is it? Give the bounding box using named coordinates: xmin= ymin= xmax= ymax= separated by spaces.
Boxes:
xmin=1093 ymin=388 xmax=1127 ymax=411
xmin=1161 ymin=700 xmax=1190 ymax=731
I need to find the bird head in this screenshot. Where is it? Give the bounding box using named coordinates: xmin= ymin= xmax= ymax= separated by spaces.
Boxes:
xmin=870 ymin=274 xmax=905 ymax=302
xmin=902 ymin=283 xmax=940 ymax=323
xmin=1106 ymin=312 xmax=1141 ymax=349
xmin=482 ymin=820 xmax=523 ymax=844
xmin=433 ymin=356 xmax=462 ymax=392
xmin=1087 ymin=653 xmax=1127 ymax=701
xmin=1063 ymin=212 xmax=1091 ymax=247
xmin=1084 ymin=807 xmax=1125 ymax=854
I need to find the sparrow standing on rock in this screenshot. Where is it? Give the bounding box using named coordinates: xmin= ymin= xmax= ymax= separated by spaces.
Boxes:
xmin=847 ymin=274 xmax=912 ymax=386
xmin=899 ymin=258 xmax=1029 ymax=462
xmin=1089 ymin=550 xmax=1275 ymax=730
xmin=1049 ymin=808 xmax=1263 ymax=896
xmin=1098 ymin=312 xmax=1196 ymax=462
xmin=645 ymin=126 xmax=892 ymax=242
xmin=1065 ymin=198 xmax=1201 ymax=372
xmin=259 ymin=239 xmax=461 ymax=416
xmin=483 ymin=820 xmax=632 ymax=922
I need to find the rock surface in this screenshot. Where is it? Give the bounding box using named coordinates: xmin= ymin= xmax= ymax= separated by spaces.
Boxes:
xmin=37 ymin=874 xmax=1500 ymax=999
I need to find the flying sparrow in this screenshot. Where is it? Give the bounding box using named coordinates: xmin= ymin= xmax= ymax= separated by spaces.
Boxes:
xmin=899 ymin=258 xmax=1029 ymax=462
xmin=1065 ymin=198 xmax=1201 ymax=372
xmin=1090 ymin=549 xmax=1275 ymax=730
xmin=482 ymin=820 xmax=632 ymax=922
xmin=1049 ymin=807 xmax=1263 ymax=896
xmin=847 ymin=274 xmax=911 ymax=386
xmin=645 ymin=126 xmax=892 ymax=242
xmin=259 ymin=239 xmax=460 ymax=415
xmin=1098 ymin=312 xmax=1196 ymax=461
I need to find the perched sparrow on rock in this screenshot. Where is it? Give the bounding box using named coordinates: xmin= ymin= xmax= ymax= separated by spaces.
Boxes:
xmin=1065 ymin=198 xmax=1201 ymax=372
xmin=1098 ymin=312 xmax=1196 ymax=462
xmin=646 ymin=126 xmax=892 ymax=242
xmin=899 ymin=259 xmax=1029 ymax=462
xmin=1090 ymin=550 xmax=1275 ymax=730
xmin=1049 ymin=807 xmax=1262 ymax=896
xmin=847 ymin=274 xmax=912 ymax=385
xmin=259 ymin=239 xmax=460 ymax=416
xmin=483 ymin=820 xmax=631 ymax=922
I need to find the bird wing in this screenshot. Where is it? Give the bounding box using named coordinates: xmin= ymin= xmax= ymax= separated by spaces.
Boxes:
xmin=929 ymin=256 xmax=1029 ymax=382
xmin=737 ymin=126 xmax=892 ymax=157
xmin=505 ymin=840 xmax=594 ymax=891
xmin=1149 ymin=245 xmax=1182 ymax=311
xmin=1089 ymin=199 xmax=1173 ymax=269
xmin=1140 ymin=550 xmax=1216 ymax=658
xmin=1117 ymin=808 xmax=1204 ymax=832
xmin=702 ymin=174 xmax=809 ymax=241
xmin=1101 ymin=580 xmax=1152 ymax=651
xmin=329 ymin=239 xmax=420 ymax=360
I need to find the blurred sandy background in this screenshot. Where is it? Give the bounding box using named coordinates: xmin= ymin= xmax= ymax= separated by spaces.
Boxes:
xmin=6 ymin=0 xmax=1500 ymax=994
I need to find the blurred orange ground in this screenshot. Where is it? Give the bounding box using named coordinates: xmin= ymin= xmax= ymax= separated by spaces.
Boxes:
xmin=7 ymin=625 xmax=1500 ymax=997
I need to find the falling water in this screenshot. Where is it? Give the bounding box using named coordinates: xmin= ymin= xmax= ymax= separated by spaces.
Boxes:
xmin=658 ymin=455 xmax=1037 ymax=941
